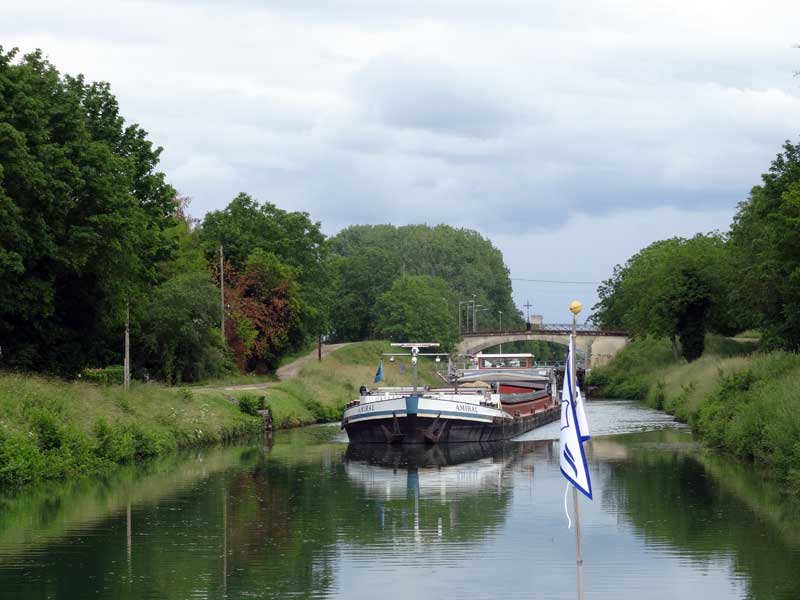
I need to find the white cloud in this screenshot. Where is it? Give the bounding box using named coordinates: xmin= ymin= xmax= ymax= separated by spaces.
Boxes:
xmin=2 ymin=0 xmax=798 ymax=311
xmin=494 ymin=206 xmax=735 ymax=322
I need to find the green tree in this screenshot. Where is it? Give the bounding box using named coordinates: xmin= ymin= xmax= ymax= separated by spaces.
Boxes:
xmin=138 ymin=271 xmax=228 ymax=383
xmin=0 ymin=47 xmax=177 ymax=374
xmin=373 ymin=276 xmax=458 ymax=350
xmin=328 ymin=247 xmax=402 ymax=341
xmin=592 ymin=234 xmax=734 ymax=361
xmin=729 ymin=140 xmax=800 ymax=350
xmin=329 ymin=224 xmax=520 ymax=340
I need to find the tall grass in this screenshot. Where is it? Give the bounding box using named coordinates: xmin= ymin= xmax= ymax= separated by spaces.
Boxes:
xmin=0 ymin=375 xmax=260 ymax=486
xmin=589 ymin=333 xmax=800 ymax=493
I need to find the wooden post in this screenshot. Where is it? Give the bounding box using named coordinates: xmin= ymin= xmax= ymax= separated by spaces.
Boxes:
xmin=318 ymin=335 xmax=322 ymax=361
xmin=124 ymin=301 xmax=130 ymax=390
xmin=220 ymin=244 xmax=225 ymax=345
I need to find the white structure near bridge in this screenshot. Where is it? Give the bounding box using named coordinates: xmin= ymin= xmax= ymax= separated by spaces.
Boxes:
xmin=456 ymin=325 xmax=629 ymax=370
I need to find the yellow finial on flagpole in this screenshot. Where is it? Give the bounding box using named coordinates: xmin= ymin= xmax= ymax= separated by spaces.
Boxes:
xmin=569 ymin=300 xmax=583 ymax=315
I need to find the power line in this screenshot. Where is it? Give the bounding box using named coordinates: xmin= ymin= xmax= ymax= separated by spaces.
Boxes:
xmin=510 ymin=277 xmax=601 ymax=285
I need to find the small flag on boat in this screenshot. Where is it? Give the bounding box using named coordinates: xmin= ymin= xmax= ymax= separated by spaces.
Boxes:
xmin=560 ymin=337 xmax=592 ymax=499
xmin=374 ymin=359 xmax=384 ymax=383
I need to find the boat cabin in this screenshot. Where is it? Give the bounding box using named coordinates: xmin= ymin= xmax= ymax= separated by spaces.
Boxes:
xmin=474 ymin=353 xmax=535 ymax=370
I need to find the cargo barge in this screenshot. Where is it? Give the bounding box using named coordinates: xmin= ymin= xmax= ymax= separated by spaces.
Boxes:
xmin=342 ymin=344 xmax=561 ymax=444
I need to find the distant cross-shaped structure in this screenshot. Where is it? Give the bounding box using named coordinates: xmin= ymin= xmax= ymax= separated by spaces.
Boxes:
xmin=523 ymin=300 xmax=534 ymax=323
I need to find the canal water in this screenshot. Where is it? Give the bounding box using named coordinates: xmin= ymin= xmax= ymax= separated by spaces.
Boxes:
xmin=1 ymin=401 xmax=799 ymax=599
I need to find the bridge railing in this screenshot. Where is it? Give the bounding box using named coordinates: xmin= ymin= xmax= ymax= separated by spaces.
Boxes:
xmin=460 ymin=325 xmax=628 ymax=337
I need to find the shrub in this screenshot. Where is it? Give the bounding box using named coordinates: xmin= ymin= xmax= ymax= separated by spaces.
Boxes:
xmin=238 ymin=394 xmax=266 ymax=416
xmin=32 ymin=410 xmax=65 ymax=451
xmin=0 ymin=429 xmax=43 ymax=485
xmin=80 ymin=366 xmax=124 ymax=386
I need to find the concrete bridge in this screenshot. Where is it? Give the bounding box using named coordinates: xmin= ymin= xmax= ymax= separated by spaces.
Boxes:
xmin=456 ymin=325 xmax=629 ymax=370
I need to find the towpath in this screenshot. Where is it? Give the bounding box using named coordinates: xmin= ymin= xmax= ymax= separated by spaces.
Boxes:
xmin=200 ymin=343 xmax=351 ymax=392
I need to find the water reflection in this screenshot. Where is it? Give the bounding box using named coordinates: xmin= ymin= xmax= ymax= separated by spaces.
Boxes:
xmin=0 ymin=406 xmax=798 ymax=599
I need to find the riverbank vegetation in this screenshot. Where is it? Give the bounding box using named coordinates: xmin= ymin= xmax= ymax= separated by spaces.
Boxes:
xmin=199 ymin=341 xmax=443 ymax=430
xmin=589 ymin=134 xmax=800 ymax=491
xmin=0 ymin=341 xmax=442 ymax=485
xmin=0 ymin=374 xmax=260 ymax=486
xmin=589 ymin=338 xmax=800 ymax=492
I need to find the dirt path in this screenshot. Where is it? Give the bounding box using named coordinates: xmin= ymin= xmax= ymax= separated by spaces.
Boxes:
xmin=206 ymin=343 xmax=351 ymax=391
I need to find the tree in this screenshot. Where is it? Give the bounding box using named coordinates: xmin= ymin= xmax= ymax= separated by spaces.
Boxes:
xmin=373 ymin=276 xmax=458 ymax=350
xmin=199 ymin=193 xmax=328 ymax=349
xmin=591 ymin=234 xmax=735 ymax=361
xmin=730 ymin=140 xmax=800 ymax=349
xmin=328 ymin=224 xmax=521 ymax=341
xmin=138 ymin=271 xmax=228 ymax=384
xmin=224 ymin=250 xmax=303 ymax=372
xmin=328 ymin=247 xmax=402 ymax=341
xmin=0 ymin=47 xmax=177 ymax=374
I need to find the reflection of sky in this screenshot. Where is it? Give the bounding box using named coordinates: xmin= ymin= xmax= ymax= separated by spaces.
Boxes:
xmin=519 ymin=399 xmax=688 ymax=442
xmin=334 ymin=405 xmax=749 ymax=600
xmin=335 ymin=452 xmax=746 ymax=600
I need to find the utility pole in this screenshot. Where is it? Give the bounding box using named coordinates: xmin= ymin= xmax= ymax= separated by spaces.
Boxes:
xmin=523 ymin=300 xmax=533 ymax=324
xmin=498 ymin=310 xmax=503 ymax=353
xmin=124 ymin=300 xmax=130 ymax=390
xmin=470 ymin=294 xmax=476 ymax=333
xmin=220 ymin=244 xmax=225 ymax=345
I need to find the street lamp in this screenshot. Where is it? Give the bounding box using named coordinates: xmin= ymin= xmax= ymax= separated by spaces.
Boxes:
xmin=458 ymin=300 xmax=471 ymax=333
xmin=473 ymin=304 xmax=483 ymax=333
xmin=475 ymin=307 xmax=489 ymax=332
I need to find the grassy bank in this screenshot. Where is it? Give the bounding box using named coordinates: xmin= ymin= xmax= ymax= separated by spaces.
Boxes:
xmin=0 ymin=376 xmax=261 ymax=486
xmin=588 ymin=335 xmax=800 ymax=492
xmin=198 ymin=341 xmax=443 ymax=429
xmin=0 ymin=341 xmax=443 ymax=487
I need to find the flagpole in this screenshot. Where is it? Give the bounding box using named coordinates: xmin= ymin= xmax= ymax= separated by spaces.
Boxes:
xmin=569 ymin=301 xmax=584 ymax=600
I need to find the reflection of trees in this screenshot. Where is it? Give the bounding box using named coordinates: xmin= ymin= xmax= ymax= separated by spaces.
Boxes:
xmin=224 ymin=441 xmax=520 ymax=596
xmin=0 ymin=445 xmax=260 ymax=556
xmin=0 ymin=431 xmax=540 ymax=599
xmin=604 ymin=434 xmax=800 ymax=600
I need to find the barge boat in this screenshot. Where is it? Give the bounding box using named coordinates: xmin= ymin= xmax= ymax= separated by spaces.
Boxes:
xmin=342 ymin=344 xmax=561 ymax=444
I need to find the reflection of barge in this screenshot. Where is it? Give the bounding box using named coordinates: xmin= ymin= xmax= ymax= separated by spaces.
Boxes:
xmin=342 ymin=345 xmax=560 ymax=444
xmin=344 ymin=443 xmax=510 ymax=499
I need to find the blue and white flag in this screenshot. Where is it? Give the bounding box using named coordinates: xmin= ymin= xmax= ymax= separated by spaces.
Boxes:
xmin=560 ymin=335 xmax=592 ymax=499
xmin=374 ymin=359 xmax=384 ymax=383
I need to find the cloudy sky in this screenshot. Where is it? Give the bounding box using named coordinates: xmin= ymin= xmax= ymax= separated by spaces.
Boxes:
xmin=3 ymin=1 xmax=799 ymax=322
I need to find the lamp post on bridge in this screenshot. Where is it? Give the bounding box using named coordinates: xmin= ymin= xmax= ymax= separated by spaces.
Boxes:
xmin=473 ymin=305 xmax=483 ymax=333
xmin=458 ymin=300 xmax=470 ymax=333
xmin=475 ymin=307 xmax=489 ymax=333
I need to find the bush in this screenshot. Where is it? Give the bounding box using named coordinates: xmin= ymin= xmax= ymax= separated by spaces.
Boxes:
xmin=238 ymin=394 xmax=266 ymax=416
xmin=0 ymin=429 xmax=43 ymax=485
xmin=32 ymin=410 xmax=65 ymax=451
xmin=80 ymin=366 xmax=124 ymax=386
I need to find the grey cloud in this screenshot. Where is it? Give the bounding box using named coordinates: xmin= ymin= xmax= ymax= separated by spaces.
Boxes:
xmin=352 ymin=57 xmax=522 ymax=138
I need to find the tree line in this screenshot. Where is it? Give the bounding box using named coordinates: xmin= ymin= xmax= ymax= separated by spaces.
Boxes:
xmin=591 ymin=139 xmax=800 ymax=360
xmin=0 ymin=48 xmax=520 ymax=382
